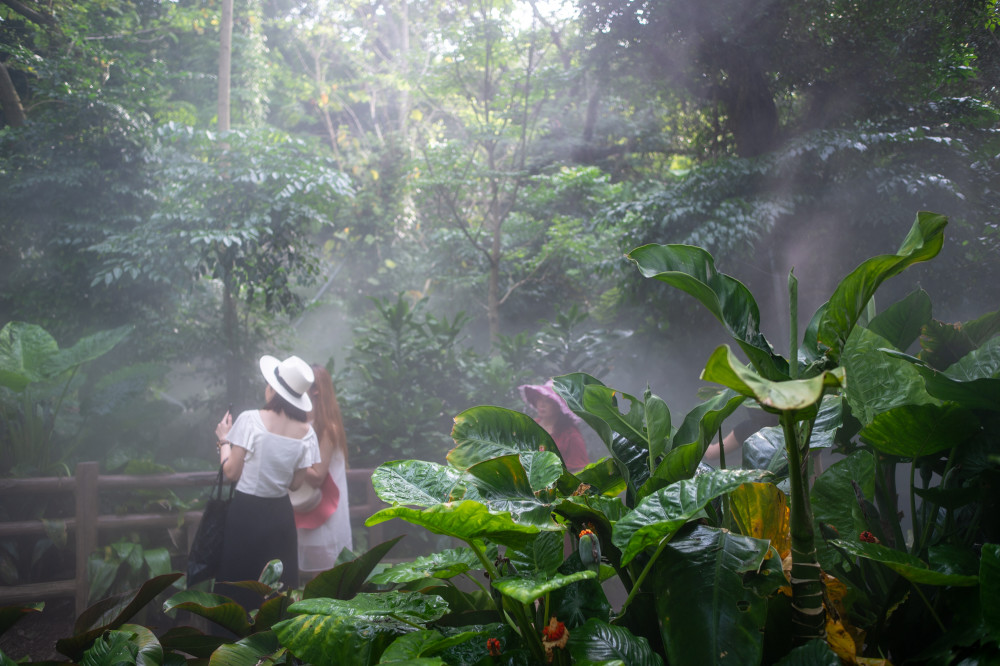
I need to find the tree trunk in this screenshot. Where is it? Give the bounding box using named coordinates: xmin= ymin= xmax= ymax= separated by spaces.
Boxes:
xmin=223 ymin=276 xmax=240 ymax=408
xmin=719 ymin=59 xmax=778 ymax=158
xmin=218 ymin=0 xmax=233 ymax=131
xmin=0 ymin=63 xmax=26 ymax=127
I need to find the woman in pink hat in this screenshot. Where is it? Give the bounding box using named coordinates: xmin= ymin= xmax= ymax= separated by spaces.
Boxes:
xmin=519 ymin=380 xmax=590 ymax=472
xmin=292 ymin=364 xmax=353 ymax=582
xmin=213 ymin=354 xmax=321 ymax=602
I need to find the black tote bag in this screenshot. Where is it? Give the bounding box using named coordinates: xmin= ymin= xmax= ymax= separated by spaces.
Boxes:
xmin=187 ymin=465 xmax=234 ymax=587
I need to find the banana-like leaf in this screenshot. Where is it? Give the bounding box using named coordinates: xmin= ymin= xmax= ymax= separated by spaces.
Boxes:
xmin=492 ymin=570 xmax=597 ymax=604
xmin=366 ymin=500 xmax=540 ymax=548
xmin=829 ymin=539 xmax=979 ymax=586
xmin=302 ymin=535 xmax=404 ymax=600
xmin=727 ymin=482 xmax=790 ymax=558
xmin=161 ymin=590 xmax=251 ymax=637
xmin=613 ymin=469 xmax=771 ymax=565
xmin=464 ymin=454 xmax=560 ymax=528
xmin=372 ymin=460 xmax=471 ymax=506
xmin=369 ymin=547 xmax=485 ymax=584
xmin=982 ymin=544 xmax=1000 ymax=643
xmin=448 ymin=406 xmax=560 ymax=469
xmin=701 ymin=345 xmax=843 ymax=416
xmin=79 ymin=629 xmax=139 ymax=666
xmin=626 ymin=244 xmax=787 ymax=380
xmin=815 ymin=211 xmax=947 ymax=360
xmin=842 ymin=326 xmax=939 ymax=426
xmin=866 ymin=289 xmax=932 ymax=351
xmin=121 ymin=623 xmax=163 ymax=666
xmin=653 ymin=525 xmax=772 ymax=666
xmin=568 ymin=618 xmax=663 ymax=666
xmin=859 ymin=403 xmax=979 ymax=457
xmin=644 ymin=389 xmax=745 ymax=495
xmin=208 ymin=630 xmax=280 ymax=666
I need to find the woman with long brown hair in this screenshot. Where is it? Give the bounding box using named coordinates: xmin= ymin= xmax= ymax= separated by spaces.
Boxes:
xmin=292 ymin=364 xmax=353 ymax=579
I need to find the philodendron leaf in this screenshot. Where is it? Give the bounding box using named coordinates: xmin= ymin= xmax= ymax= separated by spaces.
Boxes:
xmin=811 ymin=451 xmax=876 ymax=549
xmin=881 ymin=347 xmax=1000 ymax=412
xmin=380 ymin=629 xmax=480 ymax=663
xmin=161 ymin=590 xmax=251 ymax=637
xmin=626 ymin=243 xmax=787 ymax=380
xmin=653 ymin=525 xmax=772 ymax=666
xmin=0 ymin=322 xmax=59 ymax=390
xmin=44 ymin=325 xmax=132 ymax=378
xmin=574 ymin=457 xmax=627 ymax=497
xmin=866 ymin=289 xmax=933 ymax=352
xmin=815 ymin=211 xmax=947 ymax=361
xmin=568 ymin=618 xmax=663 ymax=666
xmin=289 ymin=591 xmax=450 ymax=624
xmin=273 ymin=607 xmax=407 ymax=665
xmin=859 ymin=403 xmax=979 ymax=457
xmin=830 ymin=539 xmax=978 ymax=586
xmin=448 ymin=406 xmax=560 ymax=469
xmin=613 ymin=469 xmax=772 ymax=565
xmin=372 ymin=460 xmax=471 ymax=506
xmin=982 ymin=544 xmax=1000 ymax=643
xmin=207 ymin=629 xmax=280 ymax=666
xmin=369 ymin=547 xmax=485 ymax=585
xmin=303 ymin=535 xmax=403 ymax=600
xmin=701 ymin=345 xmax=843 ymax=416
xmin=366 ymin=500 xmax=540 ymax=548
xmin=492 ymin=570 xmax=597 ymax=604
xmin=465 ymin=454 xmax=559 ymax=528
xmin=507 ymin=530 xmax=565 ymax=576
xmin=728 ymin=482 xmax=790 ymax=558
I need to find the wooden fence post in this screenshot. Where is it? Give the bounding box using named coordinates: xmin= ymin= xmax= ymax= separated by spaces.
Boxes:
xmin=74 ymin=462 xmax=99 ymax=617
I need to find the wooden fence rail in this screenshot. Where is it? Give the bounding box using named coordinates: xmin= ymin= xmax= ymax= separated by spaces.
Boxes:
xmin=0 ymin=462 xmax=383 ymax=617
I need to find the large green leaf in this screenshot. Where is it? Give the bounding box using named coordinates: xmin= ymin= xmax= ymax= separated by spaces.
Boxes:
xmin=273 ymin=609 xmax=407 ymax=665
xmin=842 ymin=326 xmax=939 ymax=426
xmin=369 ymin=547 xmax=485 ymax=584
xmin=982 ymin=544 xmax=1000 ymax=643
xmin=811 ymin=451 xmax=875 ymax=545
xmin=158 ymin=627 xmax=227 ymax=659
xmin=79 ymin=629 xmax=139 ymax=666
xmin=741 ymin=426 xmax=788 ymax=475
xmin=859 ymin=403 xmax=980 ymax=457
xmin=507 ymin=530 xmax=568 ymax=576
xmin=568 ymin=619 xmax=663 ymax=666
xmin=626 ymin=244 xmax=787 ymax=380
xmin=492 ymin=570 xmax=597 ymax=604
xmin=829 ymin=539 xmax=979 ymax=586
xmin=944 ymin=333 xmax=1000 ymax=381
xmin=653 ymin=525 xmax=771 ymax=666
xmin=366 ymin=500 xmax=540 ymax=548
xmin=303 ymin=535 xmax=404 ymax=600
xmin=866 ymin=289 xmax=932 ymax=351
xmin=448 ymin=406 xmax=559 ymax=469
xmin=815 ymin=211 xmax=947 ymax=360
xmin=574 ymin=457 xmax=627 ymax=496
xmin=701 ymin=345 xmax=843 ymax=417
xmin=464 ymin=454 xmax=560 ymax=528
xmin=0 ymin=322 xmax=59 ymax=391
xmin=881 ymin=348 xmax=1000 ymax=412
xmin=207 ymin=630 xmax=281 ymax=666
xmin=289 ymin=592 xmax=450 ymax=624
xmin=613 ymin=469 xmax=771 ymax=565
xmin=44 ymin=325 xmax=132 ymax=378
xmin=372 ymin=461 xmax=470 ymax=506
xmin=0 ymin=602 xmax=43 ymax=638
xmin=121 ymin=624 xmax=163 ymax=666
xmin=161 ymin=590 xmax=251 ymax=637
xmin=379 ymin=629 xmax=480 ymax=663
xmin=551 ymin=552 xmax=612 ymax=628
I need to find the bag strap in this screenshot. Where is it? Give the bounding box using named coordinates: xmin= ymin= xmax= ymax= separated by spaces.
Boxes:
xmin=212 ymin=464 xmax=236 ymax=501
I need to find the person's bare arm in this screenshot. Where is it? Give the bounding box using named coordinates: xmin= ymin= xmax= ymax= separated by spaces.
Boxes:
xmin=290 ymin=465 xmax=310 ymax=491
xmin=221 ymin=444 xmax=246 ymax=482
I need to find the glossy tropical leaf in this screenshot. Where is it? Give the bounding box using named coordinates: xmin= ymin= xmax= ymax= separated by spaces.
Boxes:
xmin=842 ymin=326 xmax=939 ymax=426
xmin=158 ymin=627 xmax=226 ymax=659
xmin=507 ymin=530 xmax=564 ymax=575
xmin=727 ymin=482 xmax=790 ymax=557
xmin=291 ymin=591 xmax=450 ymax=623
xmin=568 ymin=618 xmax=663 ymax=666
xmin=253 ymin=595 xmax=291 ymax=632
xmin=811 ymin=451 xmax=875 ymax=553
xmin=550 ymin=552 xmax=612 ymax=628
xmin=0 ymin=322 xmax=61 ymax=390
xmin=448 ymin=406 xmax=559 ymax=469
xmin=943 ymin=333 xmax=1000 ymax=381
xmin=369 ymin=547 xmax=485 ymax=584
xmin=866 ymin=289 xmax=932 ymax=351
xmin=302 ymin=535 xmax=404 ymax=600
xmin=653 ymin=525 xmax=772 ymax=666
xmin=626 ymin=243 xmax=787 ymax=380
xmin=920 ymin=310 xmax=1000 ymax=369
xmin=207 ymin=630 xmax=280 ymax=666
xmin=741 ymin=426 xmax=788 ymax=475
xmin=815 ymin=211 xmax=947 ymax=360
xmin=379 ymin=629 xmax=480 ymax=663
xmin=519 ymin=450 xmax=565 ymax=492
xmin=492 ymin=570 xmax=597 ymax=604
xmin=372 ymin=460 xmax=470 ymax=506
xmin=273 ymin=609 xmax=407 ymax=665
xmin=773 ymin=638 xmax=841 ymax=665
xmin=613 ymin=469 xmax=772 ymax=565
xmin=982 ymin=544 xmax=1000 ymax=643
xmin=882 ymin=347 xmax=1000 ymax=412
xmin=79 ymin=629 xmax=139 ymax=666
xmin=574 ymin=457 xmax=627 ymax=496
xmin=645 ymin=389 xmax=745 ymax=494
xmin=366 ymin=500 xmax=540 ymax=548
xmin=161 ymin=590 xmax=251 ymax=637
xmin=0 ymin=602 xmax=43 ymax=637
xmin=829 ymin=539 xmax=978 ymax=586
xmin=701 ymin=345 xmax=843 ymax=416
xmin=121 ymin=623 xmax=163 ymax=666
xmin=580 ymin=386 xmax=651 ymax=460
xmin=859 ymin=404 xmax=979 ymax=457
xmin=464 ymin=454 xmax=559 ymax=528
xmin=552 ymin=372 xmax=614 ymax=443
xmin=45 ymin=325 xmax=133 ymax=378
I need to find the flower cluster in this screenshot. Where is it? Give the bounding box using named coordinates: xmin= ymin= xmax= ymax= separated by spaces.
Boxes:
xmin=541 ymin=616 xmax=569 ymax=662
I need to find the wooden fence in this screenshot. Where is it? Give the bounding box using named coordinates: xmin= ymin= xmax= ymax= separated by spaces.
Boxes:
xmin=0 ymin=462 xmax=383 ymax=616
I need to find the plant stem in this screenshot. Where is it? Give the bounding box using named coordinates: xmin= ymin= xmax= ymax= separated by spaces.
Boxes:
xmin=616 ymin=538 xmax=669 ymax=617
xmin=788 ymin=270 xmax=798 ymax=380
xmin=910 ymin=582 xmax=947 ymax=632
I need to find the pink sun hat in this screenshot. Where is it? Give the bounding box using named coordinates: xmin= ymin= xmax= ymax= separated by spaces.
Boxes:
xmin=517 ymin=379 xmax=582 ymax=425
xmin=289 ymin=472 xmax=340 ymax=529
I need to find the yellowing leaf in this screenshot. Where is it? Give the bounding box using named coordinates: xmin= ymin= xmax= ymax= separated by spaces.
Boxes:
xmin=370 ymin=169 xmax=379 ymax=181
xmin=728 ymin=482 xmax=791 ymax=558
xmin=826 ymin=616 xmax=857 ymax=663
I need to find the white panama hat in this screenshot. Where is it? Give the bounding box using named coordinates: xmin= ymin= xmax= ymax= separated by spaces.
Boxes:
xmin=259 ymin=355 xmax=314 ymax=412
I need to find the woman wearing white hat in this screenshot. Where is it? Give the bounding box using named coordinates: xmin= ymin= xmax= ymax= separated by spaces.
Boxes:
xmin=212 ymin=354 xmax=322 ymax=603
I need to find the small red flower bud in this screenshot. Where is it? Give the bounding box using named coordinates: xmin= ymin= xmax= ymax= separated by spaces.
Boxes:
xmin=486 ymin=637 xmax=501 ymax=657
xmin=859 ymin=531 xmax=880 ymax=544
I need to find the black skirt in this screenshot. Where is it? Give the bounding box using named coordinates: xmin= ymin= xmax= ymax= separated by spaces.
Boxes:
xmin=216 ymin=490 xmax=299 ymax=608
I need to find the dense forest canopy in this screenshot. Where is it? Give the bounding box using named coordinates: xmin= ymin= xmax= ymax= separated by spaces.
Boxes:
xmin=0 ymin=0 xmax=998 ymax=468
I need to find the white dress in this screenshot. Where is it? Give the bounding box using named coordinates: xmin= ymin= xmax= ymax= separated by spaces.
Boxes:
xmin=297 ymin=448 xmax=353 ymax=572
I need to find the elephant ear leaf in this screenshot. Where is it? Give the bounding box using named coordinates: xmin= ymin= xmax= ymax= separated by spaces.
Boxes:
xmin=44 ymin=325 xmax=133 ymax=378
xmin=0 ymin=322 xmax=59 ymax=391
xmin=816 ymin=211 xmax=946 ymax=361
xmin=627 ymin=244 xmax=787 ymax=380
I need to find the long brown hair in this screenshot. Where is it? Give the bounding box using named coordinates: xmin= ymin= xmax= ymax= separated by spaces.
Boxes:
xmin=310 ymin=364 xmax=348 ymax=465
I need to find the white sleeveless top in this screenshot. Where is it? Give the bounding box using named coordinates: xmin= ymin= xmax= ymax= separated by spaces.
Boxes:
xmin=228 ymin=410 xmax=321 ymax=498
